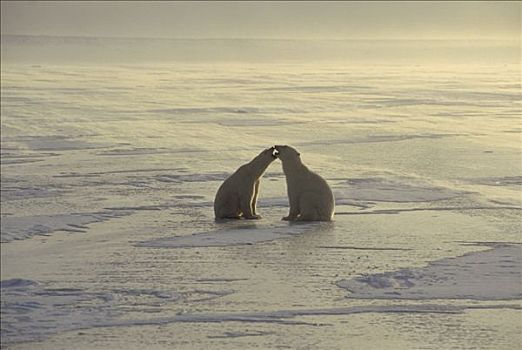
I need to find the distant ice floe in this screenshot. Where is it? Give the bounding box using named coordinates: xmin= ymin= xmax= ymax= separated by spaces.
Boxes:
xmin=336 ymin=243 xmax=522 ymax=300
xmin=137 ymin=222 xmax=330 ymax=248
xmin=333 ymin=177 xmax=464 ymax=203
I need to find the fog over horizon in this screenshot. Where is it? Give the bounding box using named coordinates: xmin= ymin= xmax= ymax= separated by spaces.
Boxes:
xmin=1 ymin=1 xmax=520 ymax=40
xmin=1 ymin=34 xmax=519 ymax=65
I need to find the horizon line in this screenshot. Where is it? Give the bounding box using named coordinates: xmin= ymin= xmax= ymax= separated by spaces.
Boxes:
xmin=1 ymin=33 xmax=518 ymax=42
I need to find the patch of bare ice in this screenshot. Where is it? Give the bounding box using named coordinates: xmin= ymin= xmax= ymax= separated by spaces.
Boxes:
xmin=333 ymin=177 xmax=465 ymax=202
xmin=334 ymin=178 xmax=462 ymax=203
xmin=0 ymin=211 xmax=131 ymax=242
xmin=336 ymin=243 xmax=522 ymax=300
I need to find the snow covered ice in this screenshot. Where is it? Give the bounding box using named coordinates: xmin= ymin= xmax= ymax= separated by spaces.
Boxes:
xmin=1 ymin=36 xmax=521 ymax=349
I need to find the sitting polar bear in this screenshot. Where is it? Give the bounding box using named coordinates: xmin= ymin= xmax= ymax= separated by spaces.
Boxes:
xmin=274 ymin=145 xmax=335 ymax=221
xmin=214 ymin=147 xmax=277 ymax=220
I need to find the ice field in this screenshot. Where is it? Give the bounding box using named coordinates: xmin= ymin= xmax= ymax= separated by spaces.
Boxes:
xmin=1 ymin=37 xmax=521 ymax=349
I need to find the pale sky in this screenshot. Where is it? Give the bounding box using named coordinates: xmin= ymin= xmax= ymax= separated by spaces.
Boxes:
xmin=1 ymin=1 xmax=520 ymax=40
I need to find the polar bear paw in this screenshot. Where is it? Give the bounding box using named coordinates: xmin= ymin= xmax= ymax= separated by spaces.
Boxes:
xmin=244 ymin=214 xmax=262 ymax=220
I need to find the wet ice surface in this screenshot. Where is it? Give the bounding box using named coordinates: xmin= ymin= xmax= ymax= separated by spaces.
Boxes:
xmin=137 ymin=222 xmax=328 ymax=248
xmin=1 ymin=57 xmax=521 ymax=349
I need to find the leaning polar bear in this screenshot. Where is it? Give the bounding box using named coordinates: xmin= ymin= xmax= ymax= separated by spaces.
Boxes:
xmin=214 ymin=147 xmax=277 ymax=220
xmin=274 ymin=145 xmax=335 ymax=221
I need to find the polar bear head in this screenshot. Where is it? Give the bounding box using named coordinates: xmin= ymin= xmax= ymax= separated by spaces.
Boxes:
xmin=253 ymin=146 xmax=278 ymax=163
xmin=274 ymin=145 xmax=301 ymax=162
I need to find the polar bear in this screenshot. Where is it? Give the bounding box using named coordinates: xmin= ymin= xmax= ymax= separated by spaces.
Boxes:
xmin=214 ymin=147 xmax=277 ymax=220
xmin=274 ymin=145 xmax=335 ymax=221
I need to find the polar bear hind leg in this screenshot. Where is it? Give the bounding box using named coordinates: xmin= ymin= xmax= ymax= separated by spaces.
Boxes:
xmin=215 ymin=194 xmax=241 ymax=219
xmin=297 ymin=192 xmax=332 ymax=221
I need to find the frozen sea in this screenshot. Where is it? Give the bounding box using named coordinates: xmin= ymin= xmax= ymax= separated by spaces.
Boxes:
xmin=1 ymin=37 xmax=521 ymax=349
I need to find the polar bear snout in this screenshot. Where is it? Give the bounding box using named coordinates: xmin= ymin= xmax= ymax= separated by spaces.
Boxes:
xmin=271 ymin=146 xmax=279 ymax=158
xmin=274 ymin=145 xmax=300 ymax=160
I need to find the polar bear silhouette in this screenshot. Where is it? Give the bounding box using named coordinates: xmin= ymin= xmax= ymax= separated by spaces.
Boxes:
xmin=274 ymin=145 xmax=335 ymax=221
xmin=214 ymin=147 xmax=277 ymax=220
